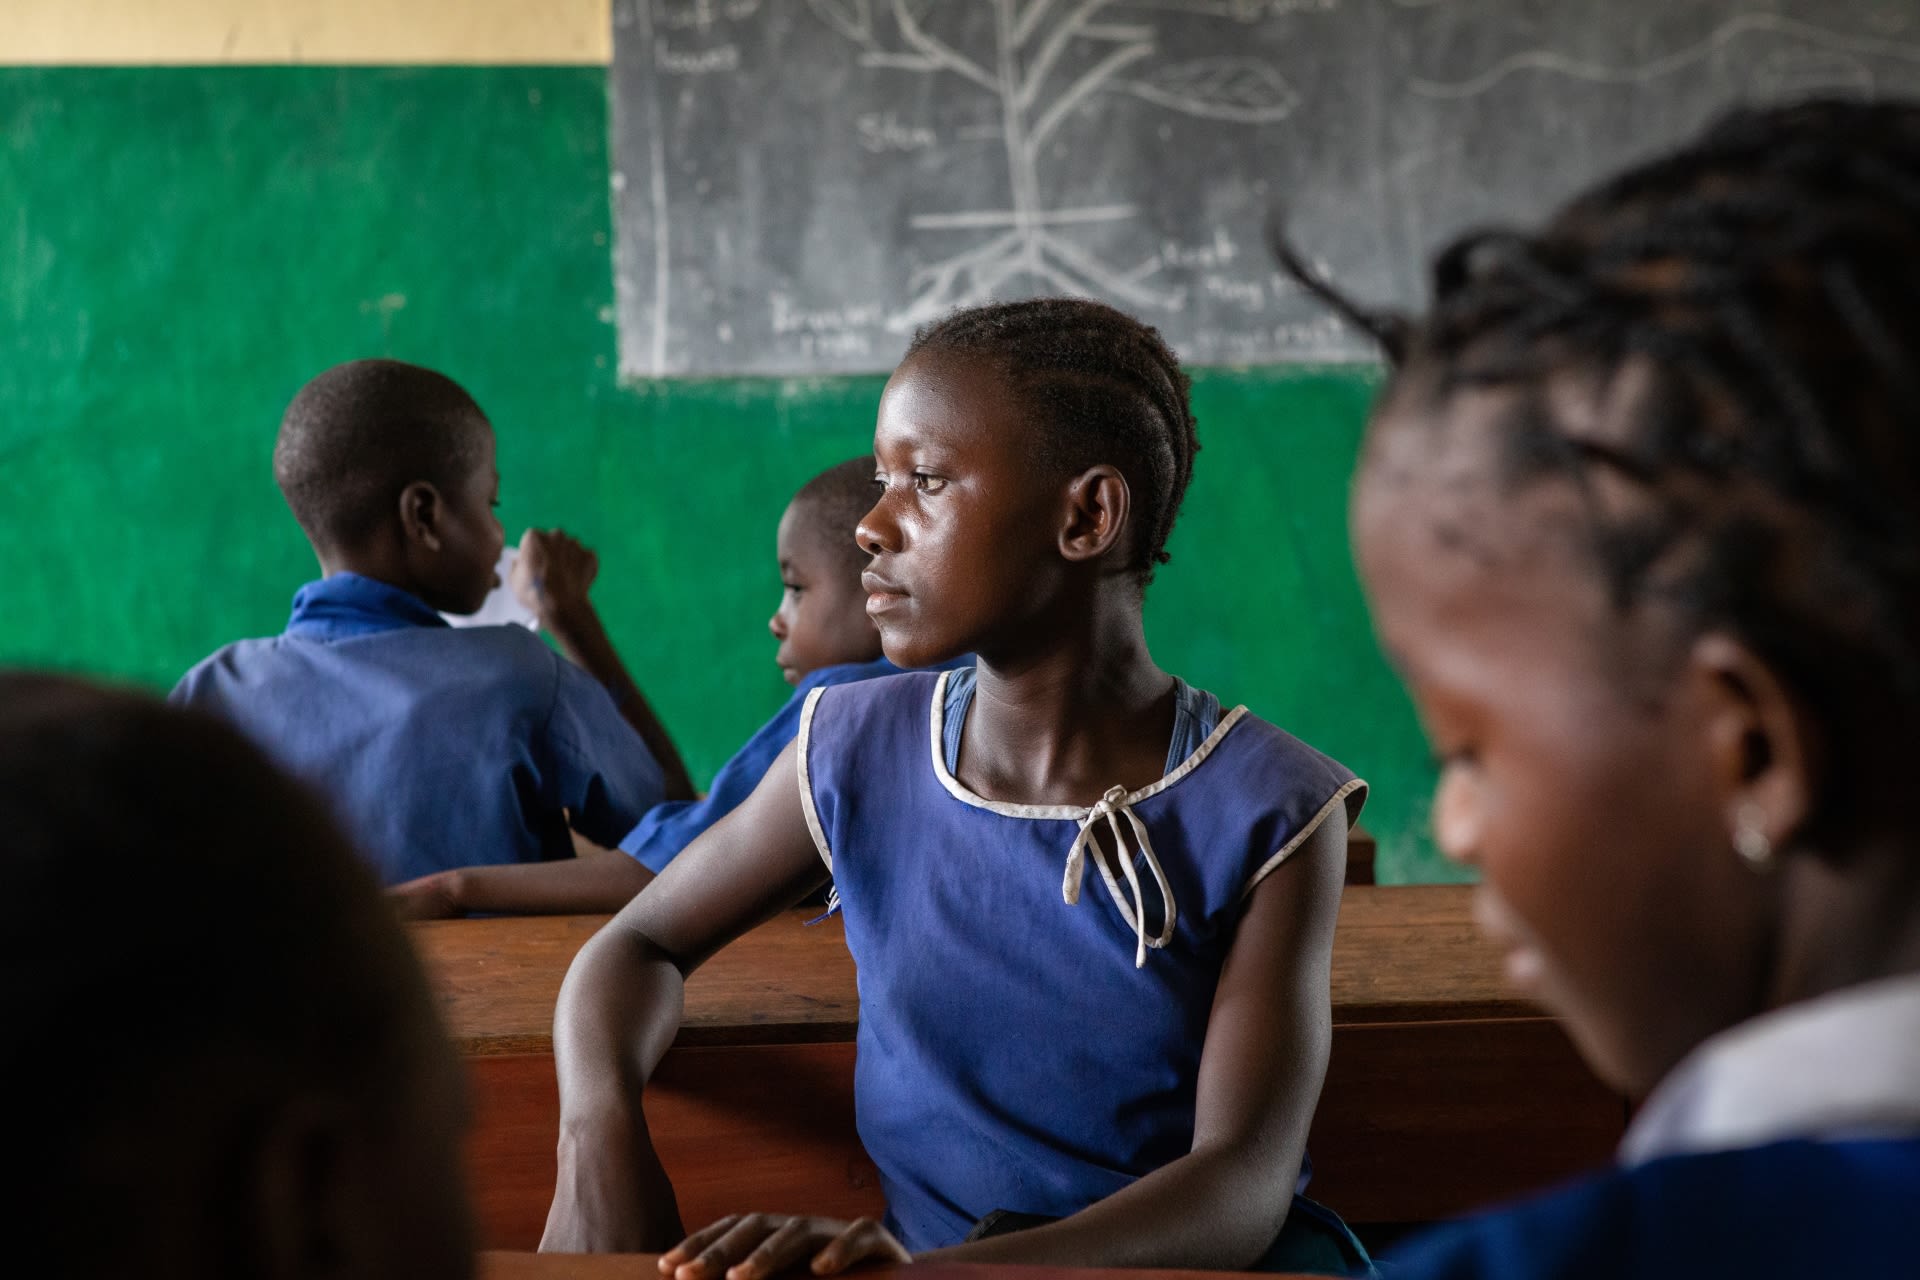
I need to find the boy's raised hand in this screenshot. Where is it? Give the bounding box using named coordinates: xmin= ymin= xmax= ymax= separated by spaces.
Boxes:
xmin=508 ymin=526 xmax=697 ymax=802
xmin=512 ymin=527 xmax=601 ymax=628
xmin=659 ymin=1213 xmax=911 ymax=1280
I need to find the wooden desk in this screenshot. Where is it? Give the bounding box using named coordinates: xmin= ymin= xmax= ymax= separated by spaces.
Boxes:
xmin=418 ymin=886 xmax=1624 ymax=1249
xmin=478 ymin=1253 xmax=1301 ymax=1280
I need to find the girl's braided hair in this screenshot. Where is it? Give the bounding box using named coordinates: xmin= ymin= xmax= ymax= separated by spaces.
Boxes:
xmin=1280 ymin=98 xmax=1920 ymax=830
xmin=906 ymin=298 xmax=1199 ymax=583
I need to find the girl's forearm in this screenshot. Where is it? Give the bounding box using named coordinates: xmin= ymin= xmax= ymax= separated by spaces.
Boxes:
xmin=546 ymin=922 xmax=691 ymax=1250
xmin=440 ymin=850 xmax=655 ymax=916
xmin=921 ymin=1141 xmax=1293 ymax=1270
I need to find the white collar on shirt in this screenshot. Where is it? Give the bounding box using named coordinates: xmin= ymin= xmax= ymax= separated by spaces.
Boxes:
xmin=1620 ymin=970 xmax=1920 ymax=1166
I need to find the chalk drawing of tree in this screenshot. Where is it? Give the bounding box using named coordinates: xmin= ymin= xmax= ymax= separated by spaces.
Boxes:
xmin=805 ymin=0 xmax=1302 ymax=329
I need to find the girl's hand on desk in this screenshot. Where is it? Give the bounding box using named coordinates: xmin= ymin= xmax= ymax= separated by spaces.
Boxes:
xmin=660 ymin=1213 xmax=911 ymax=1280
xmin=544 ymin=1110 xmax=686 ymax=1253
xmin=388 ymin=869 xmax=463 ymax=919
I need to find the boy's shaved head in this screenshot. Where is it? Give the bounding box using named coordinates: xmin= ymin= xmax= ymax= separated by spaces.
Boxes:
xmin=1 ymin=674 xmax=472 ymax=1278
xmin=275 ymin=358 xmax=492 ymax=554
xmin=789 ymin=455 xmax=877 ymax=578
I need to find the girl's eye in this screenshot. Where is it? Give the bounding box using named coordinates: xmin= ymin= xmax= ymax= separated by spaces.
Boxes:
xmin=913 ymin=472 xmax=948 ymax=494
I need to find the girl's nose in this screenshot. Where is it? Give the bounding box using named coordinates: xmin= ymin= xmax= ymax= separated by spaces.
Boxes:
xmin=769 ymin=609 xmax=787 ymax=639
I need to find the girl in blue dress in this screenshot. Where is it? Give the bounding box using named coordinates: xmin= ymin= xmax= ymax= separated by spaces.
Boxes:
xmin=541 ymin=299 xmax=1367 ymax=1272
xmin=1293 ymin=97 xmax=1920 ymax=1277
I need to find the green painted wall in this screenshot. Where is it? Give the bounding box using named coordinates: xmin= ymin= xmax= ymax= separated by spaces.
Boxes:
xmin=0 ymin=66 xmax=1454 ymax=882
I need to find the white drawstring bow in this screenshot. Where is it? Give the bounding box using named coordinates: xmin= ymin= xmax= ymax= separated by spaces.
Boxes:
xmin=1063 ymin=785 xmax=1177 ymax=968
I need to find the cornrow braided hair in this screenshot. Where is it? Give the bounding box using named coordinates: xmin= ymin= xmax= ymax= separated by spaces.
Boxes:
xmin=905 ymin=298 xmax=1199 ymax=583
xmin=1280 ymin=97 xmax=1920 ymax=832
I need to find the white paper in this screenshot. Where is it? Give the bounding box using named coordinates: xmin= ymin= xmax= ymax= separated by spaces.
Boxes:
xmin=441 ymin=545 xmax=540 ymax=629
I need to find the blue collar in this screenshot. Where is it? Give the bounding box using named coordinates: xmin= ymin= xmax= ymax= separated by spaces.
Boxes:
xmin=796 ymin=652 xmax=972 ymax=695
xmin=797 ymin=655 xmax=903 ymax=693
xmin=285 ymin=573 xmax=449 ymax=641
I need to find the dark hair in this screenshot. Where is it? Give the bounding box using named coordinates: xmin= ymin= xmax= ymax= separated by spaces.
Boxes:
xmin=275 ymin=358 xmax=492 ymax=552
xmin=791 ymin=455 xmax=878 ymax=579
xmin=1282 ymin=98 xmax=1920 ymax=833
xmin=0 ymin=674 xmax=446 ymax=1262
xmin=904 ymin=298 xmax=1198 ymax=582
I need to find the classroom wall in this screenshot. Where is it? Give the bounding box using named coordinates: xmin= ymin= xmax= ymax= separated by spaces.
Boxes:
xmin=1 ymin=0 xmax=609 ymax=64
xmin=0 ymin=2 xmax=1454 ymax=882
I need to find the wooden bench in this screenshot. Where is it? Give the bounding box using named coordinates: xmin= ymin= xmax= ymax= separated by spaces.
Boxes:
xmin=415 ymin=885 xmax=1624 ymax=1249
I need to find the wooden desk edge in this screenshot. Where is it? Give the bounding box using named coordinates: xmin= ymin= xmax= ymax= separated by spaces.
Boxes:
xmin=478 ymin=1253 xmax=1315 ymax=1280
xmin=455 ymin=1020 xmax=863 ymax=1057
xmin=454 ymin=1006 xmax=1555 ymax=1058
xmin=431 ymin=885 xmax=1551 ymax=1058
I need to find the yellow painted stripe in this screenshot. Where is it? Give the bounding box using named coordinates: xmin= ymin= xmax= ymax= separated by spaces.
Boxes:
xmin=0 ymin=0 xmax=611 ymax=66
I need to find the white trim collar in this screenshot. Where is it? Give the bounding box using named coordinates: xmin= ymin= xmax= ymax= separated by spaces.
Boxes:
xmin=1621 ymin=971 xmax=1920 ymax=1165
xmin=925 ymin=667 xmax=1249 ymax=819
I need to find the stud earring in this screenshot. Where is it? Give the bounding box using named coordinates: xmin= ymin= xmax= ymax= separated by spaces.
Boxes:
xmin=1733 ymin=802 xmax=1773 ymax=872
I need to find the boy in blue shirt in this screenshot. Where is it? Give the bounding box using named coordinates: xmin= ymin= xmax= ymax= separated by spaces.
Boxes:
xmin=620 ymin=456 xmax=964 ymax=874
xmin=174 ymin=359 xmax=680 ymax=914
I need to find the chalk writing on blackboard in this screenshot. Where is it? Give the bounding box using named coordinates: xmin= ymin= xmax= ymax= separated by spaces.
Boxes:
xmin=611 ymin=1 xmax=1920 ymax=377
xmin=1410 ymin=13 xmax=1920 ymax=99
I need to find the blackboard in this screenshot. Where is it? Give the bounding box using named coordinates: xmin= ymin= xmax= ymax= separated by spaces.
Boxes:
xmin=610 ymin=1 xmax=1920 ymax=376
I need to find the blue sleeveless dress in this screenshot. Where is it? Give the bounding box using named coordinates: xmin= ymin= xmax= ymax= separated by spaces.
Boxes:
xmin=797 ymin=668 xmax=1365 ymax=1250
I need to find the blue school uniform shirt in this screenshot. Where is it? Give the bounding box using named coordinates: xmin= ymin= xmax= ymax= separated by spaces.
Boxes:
xmin=618 ymin=654 xmax=970 ymax=873
xmin=797 ymin=668 xmax=1366 ymax=1251
xmin=1375 ymin=1138 xmax=1920 ymax=1279
xmin=1379 ymin=971 xmax=1920 ymax=1279
xmin=170 ymin=572 xmax=665 ymax=885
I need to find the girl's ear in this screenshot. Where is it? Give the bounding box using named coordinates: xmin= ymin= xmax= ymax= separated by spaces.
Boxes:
xmin=1059 ymin=465 xmax=1131 ymax=565
xmin=1690 ymin=632 xmax=1818 ymax=866
xmin=397 ymin=482 xmax=445 ymax=552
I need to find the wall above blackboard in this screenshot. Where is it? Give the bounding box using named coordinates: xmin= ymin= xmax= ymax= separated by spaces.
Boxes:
xmin=611 ymin=0 xmax=1920 ymax=376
